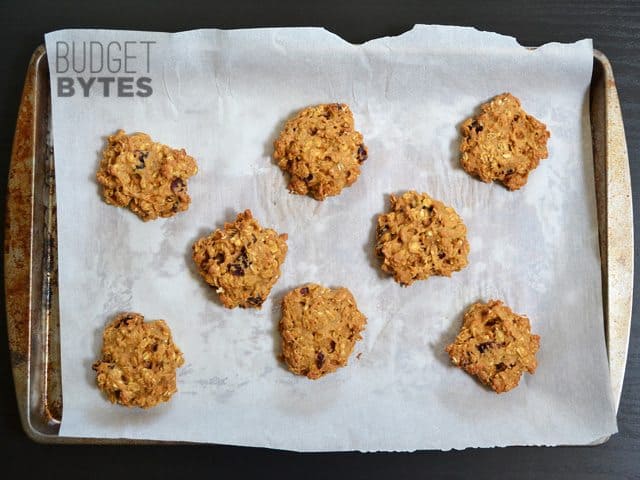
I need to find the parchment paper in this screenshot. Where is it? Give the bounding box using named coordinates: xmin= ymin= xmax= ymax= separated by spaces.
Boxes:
xmin=44 ymin=25 xmax=617 ymax=451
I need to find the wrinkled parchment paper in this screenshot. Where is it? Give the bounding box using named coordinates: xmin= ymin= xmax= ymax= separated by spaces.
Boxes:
xmin=44 ymin=26 xmax=617 ymax=451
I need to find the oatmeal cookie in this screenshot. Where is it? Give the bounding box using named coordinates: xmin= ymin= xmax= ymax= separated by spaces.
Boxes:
xmin=375 ymin=191 xmax=469 ymax=286
xmin=446 ymin=300 xmax=540 ymax=393
xmin=96 ymin=130 xmax=198 ymax=221
xmin=192 ymin=210 xmax=288 ymax=309
xmin=273 ymin=103 xmax=368 ymax=200
xmin=460 ymin=93 xmax=550 ymax=190
xmin=280 ymin=284 xmax=366 ymax=379
xmin=92 ymin=312 xmax=184 ymax=408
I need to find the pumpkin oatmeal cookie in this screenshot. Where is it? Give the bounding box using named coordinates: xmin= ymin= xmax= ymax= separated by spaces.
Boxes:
xmin=280 ymin=284 xmax=366 ymax=379
xmin=96 ymin=130 xmax=198 ymax=221
xmin=92 ymin=312 xmax=184 ymax=408
xmin=375 ymin=191 xmax=469 ymax=286
xmin=460 ymin=93 xmax=550 ymax=190
xmin=192 ymin=210 xmax=288 ymax=309
xmin=446 ymin=300 xmax=540 ymax=393
xmin=273 ymin=103 xmax=368 ymax=200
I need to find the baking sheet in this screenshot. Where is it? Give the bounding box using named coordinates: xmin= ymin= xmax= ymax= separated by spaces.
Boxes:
xmin=44 ymin=25 xmax=617 ymax=451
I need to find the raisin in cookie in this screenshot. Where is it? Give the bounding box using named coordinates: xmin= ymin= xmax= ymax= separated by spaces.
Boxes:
xmin=375 ymin=191 xmax=469 ymax=286
xmin=460 ymin=93 xmax=550 ymax=190
xmin=446 ymin=300 xmax=540 ymax=393
xmin=192 ymin=210 xmax=288 ymax=309
xmin=92 ymin=312 xmax=184 ymax=408
xmin=280 ymin=284 xmax=366 ymax=379
xmin=96 ymin=130 xmax=198 ymax=221
xmin=273 ymin=103 xmax=368 ymax=200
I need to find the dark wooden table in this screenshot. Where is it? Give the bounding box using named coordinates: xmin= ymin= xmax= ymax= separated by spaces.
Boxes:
xmin=1 ymin=1 xmax=637 ymax=478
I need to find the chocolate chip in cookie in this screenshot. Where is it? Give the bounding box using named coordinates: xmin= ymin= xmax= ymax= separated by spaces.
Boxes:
xmin=279 ymin=283 xmax=366 ymax=379
xmin=192 ymin=210 xmax=288 ymax=309
xmin=446 ymin=300 xmax=540 ymax=393
xmin=273 ymin=103 xmax=368 ymax=200
xmin=460 ymin=93 xmax=550 ymax=190
xmin=96 ymin=130 xmax=198 ymax=221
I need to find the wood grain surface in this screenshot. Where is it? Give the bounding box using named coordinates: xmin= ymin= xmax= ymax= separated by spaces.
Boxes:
xmin=0 ymin=1 xmax=637 ymax=478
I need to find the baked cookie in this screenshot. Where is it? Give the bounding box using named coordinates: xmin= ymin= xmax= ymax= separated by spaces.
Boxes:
xmin=375 ymin=191 xmax=469 ymax=286
xmin=92 ymin=312 xmax=184 ymax=408
xmin=280 ymin=284 xmax=366 ymax=379
xmin=273 ymin=103 xmax=368 ymax=200
xmin=96 ymin=130 xmax=198 ymax=221
xmin=192 ymin=210 xmax=288 ymax=309
xmin=446 ymin=300 xmax=540 ymax=393
xmin=460 ymin=93 xmax=550 ymax=190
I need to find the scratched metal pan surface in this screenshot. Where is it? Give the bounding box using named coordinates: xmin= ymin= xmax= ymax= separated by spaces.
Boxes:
xmin=4 ymin=45 xmax=634 ymax=445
